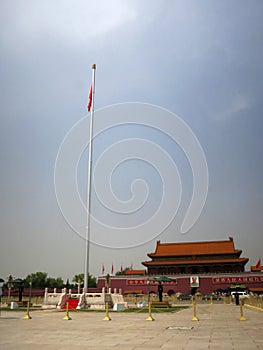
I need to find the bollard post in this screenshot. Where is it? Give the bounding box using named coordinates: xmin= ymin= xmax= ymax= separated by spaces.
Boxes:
xmin=103 ymin=301 xmax=111 ymax=321
xmin=146 ymin=302 xmax=155 ymax=321
xmin=239 ymin=301 xmax=246 ymax=321
xmin=210 ymin=295 xmax=213 ymax=304
xmin=63 ymin=302 xmax=72 ymax=320
xmin=23 ymin=301 xmax=32 ymax=320
xmin=192 ymin=298 xmax=199 ymax=321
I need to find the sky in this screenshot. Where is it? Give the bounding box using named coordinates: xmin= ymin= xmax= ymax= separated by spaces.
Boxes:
xmin=0 ymin=0 xmax=262 ymax=283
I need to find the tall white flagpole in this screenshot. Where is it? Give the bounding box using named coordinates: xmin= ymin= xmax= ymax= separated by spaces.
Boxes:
xmin=84 ymin=63 xmax=96 ymax=292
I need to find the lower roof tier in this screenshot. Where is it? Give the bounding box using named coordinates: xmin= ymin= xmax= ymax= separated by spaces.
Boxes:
xmin=142 ymin=257 xmax=249 ymax=266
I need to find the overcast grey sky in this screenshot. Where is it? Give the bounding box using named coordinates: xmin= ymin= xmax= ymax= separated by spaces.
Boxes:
xmin=1 ymin=0 xmax=262 ymax=282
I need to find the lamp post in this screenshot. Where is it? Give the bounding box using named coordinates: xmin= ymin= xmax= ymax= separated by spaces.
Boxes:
xmin=0 ymin=278 xmax=4 ymax=318
xmin=77 ymin=280 xmax=83 ymax=295
xmin=7 ymin=275 xmax=13 ymax=304
xmin=147 ymin=278 xmax=150 ymax=305
xmin=29 ymin=278 xmax=32 ymax=306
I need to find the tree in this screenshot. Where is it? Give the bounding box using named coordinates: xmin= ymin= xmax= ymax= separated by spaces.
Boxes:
xmin=65 ymin=278 xmax=71 ymax=289
xmin=72 ymin=273 xmax=97 ymax=291
xmin=115 ymin=267 xmax=130 ymax=276
xmin=25 ymin=272 xmax=48 ymax=288
xmin=6 ymin=275 xmax=14 ymax=303
xmin=88 ymin=274 xmax=97 ymax=288
xmin=72 ymin=274 xmax=84 ymax=293
xmin=47 ymin=277 xmax=64 ymax=289
xmin=72 ymin=273 xmax=84 ymax=284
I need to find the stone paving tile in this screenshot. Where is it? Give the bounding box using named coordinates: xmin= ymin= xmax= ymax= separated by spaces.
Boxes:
xmin=0 ymin=304 xmax=262 ymax=349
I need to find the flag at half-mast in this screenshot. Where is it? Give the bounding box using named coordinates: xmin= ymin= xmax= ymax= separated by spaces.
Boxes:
xmin=87 ymin=85 xmax=92 ymax=112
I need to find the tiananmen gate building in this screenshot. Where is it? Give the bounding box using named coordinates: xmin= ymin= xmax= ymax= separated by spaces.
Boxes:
xmin=142 ymin=237 xmax=248 ymax=275
xmin=97 ymin=237 xmax=263 ymax=295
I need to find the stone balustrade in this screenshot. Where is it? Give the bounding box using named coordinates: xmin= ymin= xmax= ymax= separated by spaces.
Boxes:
xmin=42 ymin=287 xmax=124 ymax=310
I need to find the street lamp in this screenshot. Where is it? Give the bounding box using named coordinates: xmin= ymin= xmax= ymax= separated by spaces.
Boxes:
xmin=147 ymin=277 xmax=150 ymax=304
xmin=29 ymin=277 xmax=32 ymax=306
xmin=0 ymin=278 xmax=4 ymax=317
xmin=7 ymin=279 xmax=13 ymax=304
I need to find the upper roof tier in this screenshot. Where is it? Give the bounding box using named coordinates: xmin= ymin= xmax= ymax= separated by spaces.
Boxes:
xmin=148 ymin=237 xmax=242 ymax=258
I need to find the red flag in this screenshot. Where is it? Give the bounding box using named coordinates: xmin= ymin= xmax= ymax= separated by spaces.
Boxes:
xmin=102 ymin=264 xmax=105 ymax=274
xmin=87 ymin=85 xmax=92 ymax=112
xmin=256 ymin=259 xmax=261 ymax=268
xmin=111 ymin=263 xmax=114 ymax=275
xmin=130 ymin=263 xmax=133 ymax=271
xmin=120 ymin=265 xmax=123 ymax=273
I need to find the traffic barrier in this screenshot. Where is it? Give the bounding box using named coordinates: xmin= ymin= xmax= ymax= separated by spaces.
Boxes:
xmin=103 ymin=301 xmax=111 ymax=321
xmin=23 ymin=301 xmax=32 ymax=320
xmin=146 ymin=302 xmax=154 ymax=321
xmin=239 ymin=302 xmax=246 ymax=321
xmin=63 ymin=302 xmax=72 ymax=320
xmin=192 ymin=299 xmax=199 ymax=321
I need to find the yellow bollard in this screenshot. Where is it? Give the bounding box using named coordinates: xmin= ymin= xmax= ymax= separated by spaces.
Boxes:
xmin=192 ymin=299 xmax=199 ymax=321
xmin=63 ymin=302 xmax=72 ymax=320
xmin=23 ymin=301 xmax=32 ymax=320
xmin=239 ymin=302 xmax=246 ymax=321
xmin=146 ymin=302 xmax=155 ymax=321
xmin=103 ymin=301 xmax=111 ymax=321
xmin=210 ymin=295 xmax=213 ymax=304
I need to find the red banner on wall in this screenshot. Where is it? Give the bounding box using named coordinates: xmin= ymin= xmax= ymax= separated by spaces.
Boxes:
xmin=126 ymin=279 xmax=177 ymax=285
xmin=212 ymin=276 xmax=263 ymax=284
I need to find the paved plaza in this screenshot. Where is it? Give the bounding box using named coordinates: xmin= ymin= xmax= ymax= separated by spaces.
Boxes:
xmin=0 ymin=304 xmax=262 ymax=349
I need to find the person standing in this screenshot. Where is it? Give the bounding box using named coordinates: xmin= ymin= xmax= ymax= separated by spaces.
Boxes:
xmin=158 ymin=282 xmax=163 ymax=302
xmin=234 ymin=291 xmax=239 ymax=305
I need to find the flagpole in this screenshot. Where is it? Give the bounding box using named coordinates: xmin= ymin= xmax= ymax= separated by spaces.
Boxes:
xmin=84 ymin=63 xmax=96 ymax=292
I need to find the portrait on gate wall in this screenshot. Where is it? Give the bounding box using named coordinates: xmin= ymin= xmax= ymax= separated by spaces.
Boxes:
xmin=190 ymin=276 xmax=199 ymax=287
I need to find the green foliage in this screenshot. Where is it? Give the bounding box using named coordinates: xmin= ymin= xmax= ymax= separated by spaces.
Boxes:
xmin=25 ymin=272 xmax=48 ymax=288
xmin=72 ymin=273 xmax=84 ymax=285
xmin=65 ymin=278 xmax=71 ymax=288
xmin=47 ymin=277 xmax=64 ymax=289
xmin=5 ymin=271 xmax=97 ymax=289
xmin=88 ymin=274 xmax=97 ymax=288
xmin=115 ymin=267 xmax=130 ymax=276
xmin=24 ymin=272 xmax=64 ymax=289
xmin=72 ymin=273 xmax=97 ymax=288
